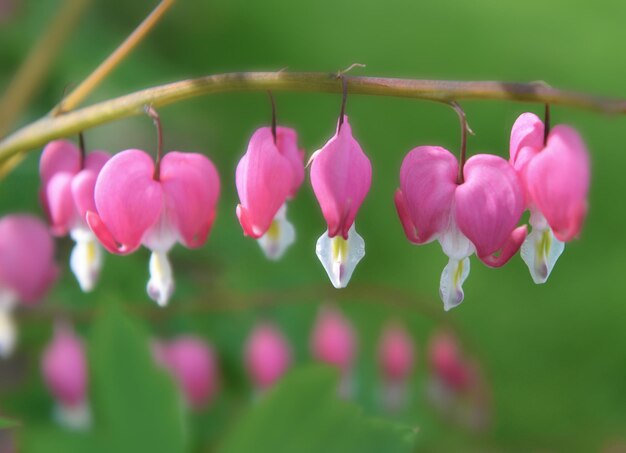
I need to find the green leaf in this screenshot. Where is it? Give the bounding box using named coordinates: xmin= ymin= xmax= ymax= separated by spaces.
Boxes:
xmin=220 ymin=365 xmax=417 ymax=453
xmin=89 ymin=307 xmax=187 ymax=453
xmin=0 ymin=417 xmax=18 ymax=429
xmin=23 ymin=307 xmax=187 ymax=453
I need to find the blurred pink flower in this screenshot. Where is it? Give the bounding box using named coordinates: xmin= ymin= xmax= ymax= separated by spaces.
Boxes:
xmin=395 ymin=146 xmax=526 ymax=310
xmin=87 ymin=149 xmax=220 ymax=306
xmin=153 ymin=335 xmax=219 ymax=410
xmin=310 ymin=116 xmax=371 ymax=288
xmin=40 ymin=140 xmax=110 ymax=292
xmin=311 ymin=305 xmax=356 ymax=375
xmin=236 ymin=127 xmax=304 ymax=259
xmin=245 ymin=322 xmax=291 ymax=390
xmin=509 ymin=113 xmax=591 ymax=283
xmin=377 ymin=321 xmax=415 ymax=412
xmin=41 ymin=323 xmax=90 ymax=429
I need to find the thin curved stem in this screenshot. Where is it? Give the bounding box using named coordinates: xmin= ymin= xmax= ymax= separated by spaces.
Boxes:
xmin=338 ymin=75 xmax=348 ymax=132
xmin=450 ymin=102 xmax=472 ymax=184
xmin=1 ymin=71 xmax=626 ymax=165
xmin=145 ymin=105 xmax=163 ymax=180
xmin=78 ymin=131 xmax=86 ymax=169
xmin=543 ymin=103 xmax=551 ymax=145
xmin=267 ymin=90 xmax=277 ymax=144
xmin=53 ymin=0 xmax=177 ymax=115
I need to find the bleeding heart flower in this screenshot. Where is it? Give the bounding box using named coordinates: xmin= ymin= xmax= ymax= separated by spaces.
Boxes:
xmin=395 ymin=146 xmax=527 ymax=310
xmin=310 ymin=305 xmax=356 ymax=397
xmin=245 ymin=322 xmax=291 ymax=391
xmin=87 ymin=149 xmax=220 ymax=306
xmin=310 ymin=116 xmax=371 ymax=288
xmin=236 ymin=126 xmax=305 ymax=260
xmin=509 ymin=113 xmax=591 ymax=283
xmin=377 ymin=321 xmax=415 ymax=412
xmin=428 ymin=330 xmax=471 ymax=392
xmin=153 ymin=335 xmax=219 ymax=410
xmin=0 ymin=214 xmax=58 ymax=358
xmin=42 ymin=323 xmax=91 ymax=430
xmin=40 ymin=140 xmax=110 ymax=292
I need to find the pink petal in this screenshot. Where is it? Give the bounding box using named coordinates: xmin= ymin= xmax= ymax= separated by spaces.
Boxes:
xmin=72 ymin=152 xmax=111 ymax=222
xmin=455 ymin=154 xmax=525 ymax=260
xmin=310 ymin=116 xmax=372 ymax=239
xmin=42 ymin=324 xmax=87 ymax=408
xmin=0 ymin=215 xmax=58 ymax=304
xmin=236 ymin=128 xmax=293 ymax=238
xmin=89 ymin=150 xmax=162 ymax=255
xmin=428 ymin=330 xmax=471 ymax=392
xmin=46 ymin=172 xmax=77 ymax=236
xmin=245 ymin=323 xmax=292 ymax=389
xmin=275 ymin=126 xmax=305 ymax=196
xmin=526 ymin=125 xmax=590 ymax=242
xmin=39 ymin=140 xmax=81 ymax=187
xmin=310 ymin=305 xmax=356 ymax=373
xmin=160 ymin=152 xmax=221 ymax=248
xmin=479 ymin=225 xmax=528 ymax=268
xmin=378 ymin=322 xmax=414 ymax=382
xmin=509 ymin=113 xmax=544 ymax=168
xmin=84 ymin=151 xmax=111 ymax=173
xmin=396 ymin=146 xmax=457 ymax=244
xmin=153 ymin=336 xmax=218 ymax=410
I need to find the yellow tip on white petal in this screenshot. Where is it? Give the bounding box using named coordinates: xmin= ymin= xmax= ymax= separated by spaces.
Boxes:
xmin=439 ymin=257 xmax=470 ymax=311
xmin=147 ymin=251 xmax=174 ymax=307
xmin=316 ymin=223 xmax=365 ymax=289
xmin=257 ymin=204 xmax=295 ymax=261
xmin=521 ymin=226 xmax=565 ymax=284
xmin=70 ymin=229 xmax=103 ymax=292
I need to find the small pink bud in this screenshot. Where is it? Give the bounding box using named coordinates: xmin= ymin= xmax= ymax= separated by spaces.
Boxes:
xmin=310 ymin=305 xmax=356 ymax=375
xmin=378 ymin=321 xmax=415 ymax=383
xmin=428 ymin=330 xmax=470 ymax=392
xmin=42 ymin=323 xmax=90 ymax=429
xmin=153 ymin=336 xmax=218 ymax=410
xmin=245 ymin=322 xmax=291 ymax=390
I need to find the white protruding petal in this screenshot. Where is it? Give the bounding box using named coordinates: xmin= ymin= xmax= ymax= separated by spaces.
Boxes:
xmin=439 ymin=257 xmax=470 ymax=311
xmin=521 ymin=226 xmax=565 ymax=284
xmin=70 ymin=228 xmax=103 ymax=292
xmin=257 ymin=204 xmax=295 ymax=261
xmin=0 ymin=309 xmax=17 ymax=359
xmin=316 ymin=223 xmax=365 ymax=289
xmin=55 ymin=401 xmax=92 ymax=431
xmin=147 ymin=251 xmax=174 ymax=307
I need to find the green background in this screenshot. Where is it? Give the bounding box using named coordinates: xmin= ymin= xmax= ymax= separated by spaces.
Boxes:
xmin=1 ymin=0 xmax=625 ymax=451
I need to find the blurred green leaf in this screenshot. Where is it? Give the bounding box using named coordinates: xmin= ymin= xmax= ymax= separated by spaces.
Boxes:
xmin=220 ymin=365 xmax=417 ymax=453
xmin=89 ymin=306 xmax=187 ymax=453
xmin=0 ymin=417 xmax=18 ymax=429
xmin=23 ymin=307 xmax=187 ymax=453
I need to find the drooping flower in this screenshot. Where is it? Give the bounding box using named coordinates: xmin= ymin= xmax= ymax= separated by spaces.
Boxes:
xmin=236 ymin=127 xmax=305 ymax=260
xmin=310 ymin=305 xmax=356 ymax=396
xmin=395 ymin=146 xmax=527 ymax=310
xmin=426 ymin=329 xmax=491 ymax=431
xmin=310 ymin=116 xmax=372 ymax=288
xmin=41 ymin=323 xmax=91 ymax=430
xmin=0 ymin=215 xmax=58 ymax=357
xmin=509 ymin=113 xmax=590 ymax=283
xmin=153 ymin=335 xmax=219 ymax=410
xmin=244 ymin=322 xmax=291 ymax=391
xmin=377 ymin=321 xmax=415 ymax=412
xmin=86 ymin=149 xmax=220 ymax=306
xmin=40 ymin=140 xmax=110 ymax=292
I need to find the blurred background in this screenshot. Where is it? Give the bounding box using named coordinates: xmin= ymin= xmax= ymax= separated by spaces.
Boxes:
xmin=1 ymin=0 xmax=626 ymax=451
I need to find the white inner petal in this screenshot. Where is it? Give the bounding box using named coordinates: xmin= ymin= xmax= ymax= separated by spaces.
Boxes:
xmin=0 ymin=308 xmax=17 ymax=359
xmin=257 ymin=203 xmax=295 ymax=261
xmin=147 ymin=251 xmax=175 ymax=307
xmin=521 ymin=223 xmax=565 ymax=284
xmin=316 ymin=223 xmax=365 ymax=289
xmin=70 ymin=228 xmax=103 ymax=293
xmin=439 ymin=257 xmax=471 ymax=311
xmin=55 ymin=401 xmax=92 ymax=431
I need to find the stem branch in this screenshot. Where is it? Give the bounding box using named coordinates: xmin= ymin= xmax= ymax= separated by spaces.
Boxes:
xmin=1 ymin=71 xmax=625 ymax=164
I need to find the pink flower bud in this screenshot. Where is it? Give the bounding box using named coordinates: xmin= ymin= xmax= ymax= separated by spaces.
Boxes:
xmin=245 ymin=322 xmax=291 ymax=390
xmin=153 ymin=336 xmax=218 ymax=410
xmin=310 ymin=305 xmax=356 ymax=374
xmin=378 ymin=321 xmax=415 ymax=383
xmin=42 ymin=324 xmax=88 ymax=410
xmin=0 ymin=214 xmax=58 ymax=305
xmin=427 ymin=330 xmax=470 ymax=392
